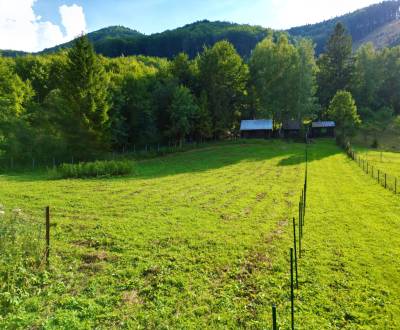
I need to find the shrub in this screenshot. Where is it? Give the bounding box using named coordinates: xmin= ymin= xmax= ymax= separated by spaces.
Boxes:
xmin=50 ymin=160 xmax=135 ymax=179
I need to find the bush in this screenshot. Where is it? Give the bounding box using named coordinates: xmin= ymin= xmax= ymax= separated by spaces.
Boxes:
xmin=50 ymin=160 xmax=135 ymax=179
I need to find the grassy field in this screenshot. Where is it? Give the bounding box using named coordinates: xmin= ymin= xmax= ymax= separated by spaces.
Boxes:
xmin=355 ymin=148 xmax=400 ymax=179
xmin=352 ymin=127 xmax=400 ymax=152
xmin=1 ymin=140 xmax=400 ymax=329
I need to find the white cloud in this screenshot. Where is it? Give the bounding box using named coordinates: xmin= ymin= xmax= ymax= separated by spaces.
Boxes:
xmin=0 ymin=0 xmax=87 ymax=52
xmin=59 ymin=4 xmax=87 ymax=40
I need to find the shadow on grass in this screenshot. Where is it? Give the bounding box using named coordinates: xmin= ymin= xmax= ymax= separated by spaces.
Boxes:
xmin=1 ymin=139 xmax=341 ymax=182
xmin=278 ymin=138 xmax=340 ymax=167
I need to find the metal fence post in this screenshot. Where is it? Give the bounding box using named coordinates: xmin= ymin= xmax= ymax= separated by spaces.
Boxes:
xmin=290 ymin=248 xmax=295 ymax=330
xmin=293 ymin=218 xmax=299 ymax=289
xmin=45 ymin=206 xmax=50 ymax=267
xmin=272 ymin=305 xmax=277 ymax=330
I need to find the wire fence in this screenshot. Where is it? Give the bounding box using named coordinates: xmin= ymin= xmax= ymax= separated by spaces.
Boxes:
xmin=0 ymin=139 xmax=244 ymax=172
xmin=272 ymin=145 xmax=309 ymax=329
xmin=345 ymin=144 xmax=400 ymax=194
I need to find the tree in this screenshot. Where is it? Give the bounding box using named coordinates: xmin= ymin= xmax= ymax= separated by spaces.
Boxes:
xmin=317 ymin=23 xmax=354 ymax=111
xmin=171 ymin=53 xmax=195 ymax=88
xmin=250 ymin=35 xmax=317 ymax=125
xmin=198 ymin=41 xmax=249 ymax=138
xmin=351 ymin=43 xmax=383 ymax=111
xmin=379 ymin=46 xmax=400 ymax=115
xmin=0 ymin=57 xmax=35 ymax=159
xmin=59 ymin=35 xmax=111 ymax=155
xmin=327 ymin=90 xmax=361 ymax=142
xmin=361 ymin=106 xmax=393 ymax=147
xmin=167 ymin=85 xmax=198 ymax=145
xmin=191 ymin=91 xmax=212 ymax=141
xmin=293 ymin=39 xmax=319 ymax=121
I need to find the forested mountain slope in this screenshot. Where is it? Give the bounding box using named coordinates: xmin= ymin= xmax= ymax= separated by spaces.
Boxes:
xmin=41 ymin=21 xmax=271 ymax=59
xmin=289 ymin=0 xmax=400 ymax=53
xmin=2 ymin=2 xmax=400 ymax=58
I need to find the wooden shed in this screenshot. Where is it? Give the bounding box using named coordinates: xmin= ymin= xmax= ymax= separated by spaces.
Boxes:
xmin=311 ymin=121 xmax=336 ymax=138
xmin=282 ymin=120 xmax=301 ymax=138
xmin=240 ymin=119 xmax=273 ymax=139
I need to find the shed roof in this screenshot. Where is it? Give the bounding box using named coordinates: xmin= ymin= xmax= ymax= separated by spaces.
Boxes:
xmin=312 ymin=121 xmax=336 ymax=128
xmin=283 ymin=120 xmax=301 ymax=130
xmin=240 ymin=120 xmax=273 ymax=131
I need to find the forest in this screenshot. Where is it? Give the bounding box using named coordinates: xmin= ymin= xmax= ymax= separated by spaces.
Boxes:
xmin=289 ymin=0 xmax=400 ymax=53
xmin=0 ymin=22 xmax=399 ymax=162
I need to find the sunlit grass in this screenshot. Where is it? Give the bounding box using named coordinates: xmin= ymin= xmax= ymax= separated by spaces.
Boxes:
xmin=0 ymin=140 xmax=399 ymax=329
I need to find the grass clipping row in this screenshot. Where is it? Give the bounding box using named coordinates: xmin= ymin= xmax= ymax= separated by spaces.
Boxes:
xmin=50 ymin=160 xmax=135 ymax=179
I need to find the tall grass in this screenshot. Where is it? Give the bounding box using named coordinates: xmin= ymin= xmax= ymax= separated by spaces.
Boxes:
xmin=0 ymin=207 xmax=45 ymax=314
xmin=50 ymin=160 xmax=135 ymax=179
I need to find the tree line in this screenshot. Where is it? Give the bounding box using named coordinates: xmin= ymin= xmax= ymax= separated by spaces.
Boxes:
xmin=0 ymin=23 xmax=399 ymax=161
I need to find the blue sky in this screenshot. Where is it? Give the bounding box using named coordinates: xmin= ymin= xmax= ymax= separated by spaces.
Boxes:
xmin=33 ymin=0 xmax=383 ymax=34
xmin=0 ymin=0 xmax=383 ymax=51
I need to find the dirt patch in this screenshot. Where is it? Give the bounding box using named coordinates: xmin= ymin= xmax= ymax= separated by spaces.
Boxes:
xmin=256 ymin=192 xmax=267 ymax=201
xmin=122 ymin=289 xmax=143 ymax=306
xmin=82 ymin=251 xmax=108 ymax=263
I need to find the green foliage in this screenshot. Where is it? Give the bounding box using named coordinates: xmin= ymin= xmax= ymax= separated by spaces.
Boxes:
xmin=250 ymin=35 xmax=318 ymax=123
xmin=328 ymin=90 xmax=361 ymax=140
xmin=167 ymin=86 xmax=199 ymax=143
xmin=1 ymin=27 xmax=398 ymax=161
xmin=317 ymin=23 xmax=354 ymax=110
xmin=39 ymin=20 xmax=272 ymax=60
xmin=59 ymin=36 xmax=111 ymax=155
xmin=198 ymin=40 xmax=249 ymax=137
xmin=289 ymin=1 xmax=400 ymax=53
xmin=52 ymin=160 xmax=135 ymax=179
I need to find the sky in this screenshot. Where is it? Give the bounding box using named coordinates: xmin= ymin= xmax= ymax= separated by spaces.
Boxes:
xmin=0 ymin=0 xmax=384 ymax=52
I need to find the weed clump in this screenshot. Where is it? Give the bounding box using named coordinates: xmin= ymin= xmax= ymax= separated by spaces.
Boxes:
xmin=50 ymin=160 xmax=135 ymax=179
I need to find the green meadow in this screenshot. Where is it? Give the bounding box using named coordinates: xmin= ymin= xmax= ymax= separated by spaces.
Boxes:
xmin=356 ymin=148 xmax=400 ymax=179
xmin=1 ymin=140 xmax=400 ymax=329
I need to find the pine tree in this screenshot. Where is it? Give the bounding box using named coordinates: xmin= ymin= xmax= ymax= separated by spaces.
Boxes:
xmin=317 ymin=23 xmax=354 ymax=111
xmin=60 ymin=35 xmax=110 ymax=155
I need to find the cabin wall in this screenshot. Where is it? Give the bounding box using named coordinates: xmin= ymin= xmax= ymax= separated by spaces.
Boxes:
xmin=241 ymin=130 xmax=271 ymax=139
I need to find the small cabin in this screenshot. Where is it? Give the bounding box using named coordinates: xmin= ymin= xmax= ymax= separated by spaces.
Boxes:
xmin=283 ymin=120 xmax=301 ymax=138
xmin=240 ymin=119 xmax=273 ymax=139
xmin=311 ymin=121 xmax=335 ymax=138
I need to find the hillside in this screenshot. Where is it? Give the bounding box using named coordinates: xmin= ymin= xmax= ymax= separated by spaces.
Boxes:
xmin=289 ymin=0 xmax=400 ymax=53
xmin=1 ymin=21 xmax=271 ymax=59
xmin=41 ymin=20 xmax=270 ymax=59
xmin=2 ymin=2 xmax=400 ymax=58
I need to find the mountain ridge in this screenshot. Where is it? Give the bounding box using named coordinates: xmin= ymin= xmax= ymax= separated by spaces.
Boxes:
xmin=2 ymin=1 xmax=400 ymax=58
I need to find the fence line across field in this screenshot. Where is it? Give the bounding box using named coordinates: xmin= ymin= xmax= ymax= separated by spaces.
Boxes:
xmin=346 ymin=145 xmax=399 ymax=195
xmin=0 ymin=138 xmax=244 ymax=172
xmin=272 ymin=145 xmax=309 ymax=330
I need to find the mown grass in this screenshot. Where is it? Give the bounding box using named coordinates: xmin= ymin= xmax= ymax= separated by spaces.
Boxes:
xmin=0 ymin=139 xmax=399 ymax=329
xmin=355 ymin=148 xmax=400 ymax=179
